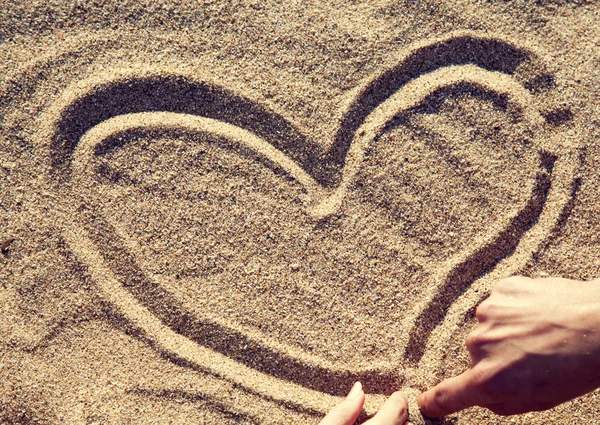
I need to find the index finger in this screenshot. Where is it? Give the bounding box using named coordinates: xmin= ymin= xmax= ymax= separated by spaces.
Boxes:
xmin=417 ymin=368 xmax=494 ymax=417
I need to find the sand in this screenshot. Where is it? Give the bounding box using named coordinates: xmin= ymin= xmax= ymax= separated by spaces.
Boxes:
xmin=1 ymin=1 xmax=600 ymax=424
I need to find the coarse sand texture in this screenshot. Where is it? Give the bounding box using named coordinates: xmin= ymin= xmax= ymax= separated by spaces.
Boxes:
xmin=1 ymin=2 xmax=600 ymax=424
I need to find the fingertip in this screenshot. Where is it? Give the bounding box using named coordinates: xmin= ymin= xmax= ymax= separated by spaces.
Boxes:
xmin=367 ymin=390 xmax=408 ymax=425
xmin=319 ymin=396 xmax=364 ymax=425
xmin=347 ymin=381 xmax=364 ymax=400
xmin=391 ymin=390 xmax=409 ymax=412
xmin=417 ymin=390 xmax=430 ymax=414
xmin=318 ymin=384 xmax=365 ymax=425
xmin=391 ymin=390 xmax=407 ymax=401
xmin=417 ymin=387 xmax=445 ymax=418
xmin=417 ymin=371 xmax=480 ymax=418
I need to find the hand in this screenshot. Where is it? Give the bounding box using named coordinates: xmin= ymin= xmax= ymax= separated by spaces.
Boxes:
xmin=418 ymin=276 xmax=600 ymax=417
xmin=319 ymin=382 xmax=412 ymax=425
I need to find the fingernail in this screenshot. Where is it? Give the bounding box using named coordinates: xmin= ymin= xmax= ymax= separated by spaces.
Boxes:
xmin=347 ymin=381 xmax=363 ymax=400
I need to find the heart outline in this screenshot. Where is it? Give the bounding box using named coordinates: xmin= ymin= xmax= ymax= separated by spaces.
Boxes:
xmin=35 ymin=30 xmax=581 ymax=416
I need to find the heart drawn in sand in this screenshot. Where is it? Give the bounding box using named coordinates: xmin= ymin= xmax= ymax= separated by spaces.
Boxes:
xmin=43 ymin=31 xmax=580 ymax=415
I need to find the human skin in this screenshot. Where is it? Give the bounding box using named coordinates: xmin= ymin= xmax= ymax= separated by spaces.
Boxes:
xmin=418 ymin=276 xmax=600 ymax=417
xmin=319 ymin=382 xmax=412 ymax=425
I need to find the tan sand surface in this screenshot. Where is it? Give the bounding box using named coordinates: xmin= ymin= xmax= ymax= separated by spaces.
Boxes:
xmin=1 ymin=1 xmax=600 ymax=424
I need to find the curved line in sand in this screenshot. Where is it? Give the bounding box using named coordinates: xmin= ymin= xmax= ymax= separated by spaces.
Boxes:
xmin=67 ymin=63 xmax=570 ymax=400
xmin=44 ymin=30 xmax=579 ymax=413
xmin=417 ymin=141 xmax=583 ymax=384
xmin=62 ymin=224 xmax=389 ymax=416
xmin=38 ymin=30 xmax=556 ymax=186
xmin=328 ymin=29 xmax=555 ymax=176
xmin=72 ymin=64 xmax=543 ymax=217
xmin=74 ymin=112 xmax=323 ymax=198
xmin=311 ymin=63 xmax=545 ymax=218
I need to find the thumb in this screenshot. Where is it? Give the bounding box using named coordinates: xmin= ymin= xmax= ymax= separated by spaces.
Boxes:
xmin=319 ymin=382 xmax=365 ymax=425
xmin=417 ymin=368 xmax=492 ymax=417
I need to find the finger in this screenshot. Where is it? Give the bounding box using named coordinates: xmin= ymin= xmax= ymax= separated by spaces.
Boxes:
xmin=417 ymin=368 xmax=492 ymax=417
xmin=364 ymin=391 xmax=408 ymax=425
xmin=319 ymin=382 xmax=365 ymax=425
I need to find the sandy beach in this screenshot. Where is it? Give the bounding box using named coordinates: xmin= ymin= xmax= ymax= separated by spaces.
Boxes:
xmin=1 ymin=1 xmax=600 ymax=424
